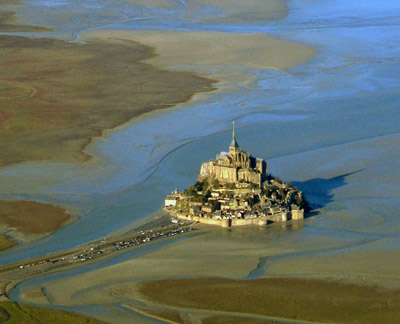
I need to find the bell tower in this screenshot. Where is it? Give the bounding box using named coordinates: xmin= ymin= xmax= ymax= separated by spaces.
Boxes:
xmin=229 ymin=121 xmax=240 ymax=156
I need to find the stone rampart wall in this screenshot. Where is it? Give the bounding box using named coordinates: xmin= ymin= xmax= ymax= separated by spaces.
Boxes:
xmin=170 ymin=210 xmax=303 ymax=227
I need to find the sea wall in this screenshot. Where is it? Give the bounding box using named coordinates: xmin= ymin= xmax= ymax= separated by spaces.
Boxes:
xmin=171 ymin=210 xmax=303 ymax=227
xmin=174 ymin=212 xmax=269 ymax=227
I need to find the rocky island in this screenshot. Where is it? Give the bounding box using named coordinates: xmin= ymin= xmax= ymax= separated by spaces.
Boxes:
xmin=165 ymin=123 xmax=309 ymax=227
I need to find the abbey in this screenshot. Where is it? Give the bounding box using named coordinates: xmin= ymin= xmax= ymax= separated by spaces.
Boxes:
xmin=165 ymin=122 xmax=309 ymax=227
xmin=199 ymin=122 xmax=267 ymax=187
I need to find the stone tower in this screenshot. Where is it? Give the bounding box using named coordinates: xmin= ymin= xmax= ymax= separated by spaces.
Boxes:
xmin=198 ymin=121 xmax=267 ymax=186
xmin=229 ymin=121 xmax=240 ymax=156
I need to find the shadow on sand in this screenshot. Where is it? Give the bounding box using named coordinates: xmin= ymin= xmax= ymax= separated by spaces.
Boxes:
xmin=292 ymin=170 xmax=362 ymax=218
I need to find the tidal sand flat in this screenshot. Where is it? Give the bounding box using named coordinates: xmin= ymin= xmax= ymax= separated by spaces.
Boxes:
xmin=0 ymin=35 xmax=214 ymax=167
xmin=0 ymin=0 xmax=50 ymax=33
xmin=0 ymin=11 xmax=50 ymax=32
xmin=82 ymin=30 xmax=316 ymax=78
xmin=203 ymin=318 xmax=274 ymax=324
xmin=14 ymin=227 xmax=297 ymax=304
xmin=0 ymin=234 xmax=15 ymax=252
xmin=123 ymin=0 xmax=288 ymax=23
xmin=0 ymin=200 xmax=72 ymax=242
xmin=137 ymin=278 xmax=400 ymax=324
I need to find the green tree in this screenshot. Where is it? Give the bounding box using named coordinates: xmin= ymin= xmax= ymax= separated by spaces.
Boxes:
xmin=278 ymin=188 xmax=286 ymax=200
xmin=225 ymin=183 xmax=235 ymax=189
xmin=202 ymin=190 xmax=212 ymax=202
xmin=211 ymin=179 xmax=220 ymax=189
xmin=184 ymin=185 xmax=197 ymax=197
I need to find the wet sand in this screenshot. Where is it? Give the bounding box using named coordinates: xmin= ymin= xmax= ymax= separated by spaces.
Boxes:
xmin=137 ymin=277 xmax=400 ymax=324
xmin=123 ymin=0 xmax=288 ymax=23
xmin=0 ymin=234 xmax=15 ymax=252
xmin=0 ymin=200 xmax=73 ymax=242
xmin=203 ymin=318 xmax=274 ymax=324
xmin=0 ymin=34 xmax=214 ymax=167
xmin=0 ymin=11 xmax=50 ymax=32
xmin=0 ymin=0 xmax=50 ymax=32
xmin=81 ymin=30 xmax=316 ymax=83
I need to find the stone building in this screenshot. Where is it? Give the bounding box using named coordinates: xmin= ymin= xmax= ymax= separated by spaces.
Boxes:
xmin=164 ymin=122 xmax=307 ymax=227
xmin=199 ymin=122 xmax=267 ymax=187
xmin=164 ymin=189 xmax=180 ymax=207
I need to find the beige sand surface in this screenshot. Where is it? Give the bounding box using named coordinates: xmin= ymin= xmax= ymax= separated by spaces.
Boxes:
xmin=123 ymin=0 xmax=179 ymax=9
xmin=203 ymin=317 xmax=275 ymax=324
xmin=264 ymin=248 xmax=400 ymax=288
xmin=0 ymin=200 xmax=71 ymax=235
xmin=124 ymin=0 xmax=288 ymax=22
xmin=252 ymin=132 xmax=400 ymax=289
xmin=137 ymin=278 xmax=400 ymax=324
xmin=81 ymin=30 xmax=316 ymax=72
xmin=17 ymin=227 xmax=297 ymax=306
xmin=80 ymin=30 xmax=316 ymax=95
xmin=0 ymin=200 xmax=74 ymax=244
xmin=190 ymin=0 xmax=288 ymax=22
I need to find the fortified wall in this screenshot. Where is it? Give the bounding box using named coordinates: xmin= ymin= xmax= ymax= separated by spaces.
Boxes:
xmin=165 ymin=122 xmax=306 ymax=228
xmin=172 ymin=210 xmax=303 ymax=227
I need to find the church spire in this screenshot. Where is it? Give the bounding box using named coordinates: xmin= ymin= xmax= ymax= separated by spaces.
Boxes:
xmin=230 ymin=121 xmax=239 ymax=148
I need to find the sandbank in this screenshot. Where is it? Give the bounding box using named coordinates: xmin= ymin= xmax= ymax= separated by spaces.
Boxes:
xmin=261 ymin=246 xmax=400 ymax=289
xmin=137 ymin=277 xmax=400 ymax=324
xmin=0 ymin=234 xmax=15 ymax=252
xmin=0 ymin=0 xmax=50 ymax=32
xmin=185 ymin=0 xmax=288 ymax=23
xmin=81 ymin=30 xmax=316 ymax=72
xmin=123 ymin=0 xmax=288 ymax=23
xmin=0 ymin=11 xmax=50 ymax=32
xmin=0 ymin=200 xmax=72 ymax=241
xmin=203 ymin=317 xmax=274 ymax=324
xmin=0 ymin=35 xmax=214 ymax=167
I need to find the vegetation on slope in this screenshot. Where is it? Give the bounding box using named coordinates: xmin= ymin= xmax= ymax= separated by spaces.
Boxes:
xmin=0 ymin=301 xmax=105 ymax=324
xmin=0 ymin=235 xmax=15 ymax=252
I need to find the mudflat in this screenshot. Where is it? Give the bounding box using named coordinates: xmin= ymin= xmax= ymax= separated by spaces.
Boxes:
xmin=0 ymin=200 xmax=71 ymax=235
xmin=0 ymin=35 xmax=214 ymax=167
xmin=203 ymin=318 xmax=274 ymax=324
xmin=138 ymin=278 xmax=400 ymax=324
xmin=0 ymin=234 xmax=15 ymax=252
xmin=0 ymin=11 xmax=50 ymax=32
xmin=122 ymin=0 xmax=288 ymax=22
xmin=82 ymin=30 xmax=316 ymax=72
xmin=0 ymin=0 xmax=50 ymax=32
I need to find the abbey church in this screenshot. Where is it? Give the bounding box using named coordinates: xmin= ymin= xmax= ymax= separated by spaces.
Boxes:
xmin=165 ymin=122 xmax=307 ymax=227
xmin=198 ymin=122 xmax=267 ymax=187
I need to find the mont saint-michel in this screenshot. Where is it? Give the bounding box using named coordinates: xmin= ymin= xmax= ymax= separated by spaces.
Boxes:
xmin=165 ymin=123 xmax=309 ymax=227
